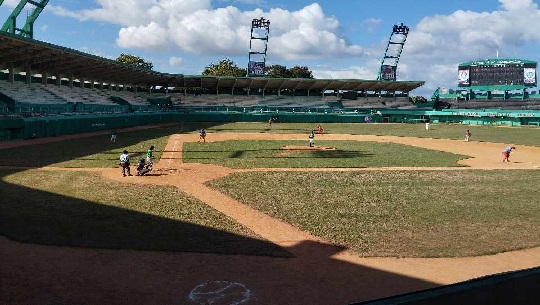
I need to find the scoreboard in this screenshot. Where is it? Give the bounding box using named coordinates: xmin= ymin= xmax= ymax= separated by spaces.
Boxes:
xmin=458 ymin=59 xmax=537 ymax=88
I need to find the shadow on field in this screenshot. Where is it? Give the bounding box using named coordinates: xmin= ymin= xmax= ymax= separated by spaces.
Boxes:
xmin=0 ymin=212 xmax=441 ymax=305
xmin=0 ymin=123 xmax=443 ymax=304
xmin=0 ymin=168 xmax=288 ymax=257
xmin=1 ymin=123 xmax=290 ymax=255
xmin=185 ymin=149 xmax=373 ymax=159
xmin=1 ymin=123 xmax=535 ymax=304
xmin=349 ymin=267 xmax=540 ymax=305
xmin=0 ymin=122 xmax=218 ymax=167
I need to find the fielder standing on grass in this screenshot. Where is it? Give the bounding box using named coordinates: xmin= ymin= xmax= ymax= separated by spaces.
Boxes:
xmin=308 ymin=130 xmax=315 ymax=147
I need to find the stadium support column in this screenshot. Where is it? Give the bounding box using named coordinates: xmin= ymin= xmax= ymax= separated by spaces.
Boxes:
xmin=8 ymin=63 xmax=14 ymax=83
xmin=41 ymin=71 xmax=47 ymax=85
xmin=69 ymin=74 xmax=74 ymax=89
xmin=25 ymin=66 xmax=31 ymax=84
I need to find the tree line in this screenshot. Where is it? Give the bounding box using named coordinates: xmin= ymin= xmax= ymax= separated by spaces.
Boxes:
xmin=116 ymin=54 xmax=313 ymax=79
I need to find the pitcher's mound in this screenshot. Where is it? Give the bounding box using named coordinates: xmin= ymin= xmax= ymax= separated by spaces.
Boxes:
xmin=281 ymin=145 xmax=336 ymax=151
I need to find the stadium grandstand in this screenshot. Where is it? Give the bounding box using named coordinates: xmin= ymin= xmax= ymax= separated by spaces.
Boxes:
xmin=0 ymin=30 xmax=423 ymax=116
xmin=2 ymin=3 xmax=540 ymax=142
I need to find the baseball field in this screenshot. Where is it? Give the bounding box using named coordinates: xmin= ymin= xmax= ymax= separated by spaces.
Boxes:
xmin=1 ymin=122 xmax=539 ymax=305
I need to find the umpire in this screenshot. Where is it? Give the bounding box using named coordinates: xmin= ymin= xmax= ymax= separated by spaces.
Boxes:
xmin=119 ymin=150 xmax=132 ymax=177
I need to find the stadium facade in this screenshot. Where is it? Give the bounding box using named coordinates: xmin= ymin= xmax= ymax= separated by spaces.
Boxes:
xmin=1 ymin=28 xmax=540 ymax=142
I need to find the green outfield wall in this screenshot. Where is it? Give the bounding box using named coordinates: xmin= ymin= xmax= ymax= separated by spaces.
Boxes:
xmin=1 ymin=107 xmax=539 ymax=141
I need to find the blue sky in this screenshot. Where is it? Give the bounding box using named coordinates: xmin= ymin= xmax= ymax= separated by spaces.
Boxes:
xmin=1 ymin=0 xmax=540 ymax=96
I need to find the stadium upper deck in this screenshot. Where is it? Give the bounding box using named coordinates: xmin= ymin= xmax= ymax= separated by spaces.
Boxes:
xmin=0 ymin=31 xmax=424 ymax=94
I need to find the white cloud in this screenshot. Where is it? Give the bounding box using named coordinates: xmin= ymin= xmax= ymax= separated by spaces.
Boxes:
xmin=49 ymin=1 xmax=364 ymax=61
xmin=313 ymin=58 xmax=381 ymax=80
xmin=410 ymin=0 xmax=540 ymax=61
xmin=43 ymin=0 xmax=540 ymax=97
xmin=49 ymin=0 xmax=208 ymax=27
xmin=117 ymin=22 xmax=170 ymax=50
xmin=313 ymin=66 xmax=377 ymax=80
xmin=398 ymin=0 xmax=540 ymax=95
xmin=360 ymin=18 xmax=382 ymax=33
xmin=2 ymin=0 xmax=20 ymax=7
xmin=168 ymin=56 xmax=184 ymax=67
xmin=226 ymin=0 xmax=266 ymax=5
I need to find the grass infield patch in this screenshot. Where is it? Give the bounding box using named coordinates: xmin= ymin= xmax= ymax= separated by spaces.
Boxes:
xmin=0 ymin=169 xmax=290 ymax=257
xmin=183 ymin=140 xmax=469 ymax=168
xmin=208 ymin=170 xmax=540 ymax=257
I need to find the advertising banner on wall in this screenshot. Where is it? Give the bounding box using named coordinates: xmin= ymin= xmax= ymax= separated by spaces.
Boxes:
xmin=524 ymin=68 xmax=536 ymax=85
xmin=380 ymin=65 xmax=397 ymax=81
xmin=248 ymin=61 xmax=265 ymax=76
xmin=458 ymin=68 xmax=470 ymax=87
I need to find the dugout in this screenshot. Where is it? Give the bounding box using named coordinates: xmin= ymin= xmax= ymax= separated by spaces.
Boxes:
xmin=20 ymin=112 xmax=181 ymax=139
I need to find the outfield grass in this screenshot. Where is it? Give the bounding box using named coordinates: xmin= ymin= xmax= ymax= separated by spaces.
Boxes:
xmin=208 ymin=170 xmax=540 ymax=257
xmin=183 ymin=140 xmax=469 ymax=168
xmin=0 ymin=169 xmax=289 ymax=256
xmin=205 ymin=122 xmax=540 ymax=147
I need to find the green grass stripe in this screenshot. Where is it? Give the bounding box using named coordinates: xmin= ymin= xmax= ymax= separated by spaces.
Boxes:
xmin=208 ymin=170 xmax=540 ymax=257
xmin=183 ymin=140 xmax=469 ymax=168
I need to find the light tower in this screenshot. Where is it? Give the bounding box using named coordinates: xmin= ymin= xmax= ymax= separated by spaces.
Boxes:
xmin=247 ymin=17 xmax=270 ymax=77
xmin=1 ymin=0 xmax=50 ymax=39
xmin=377 ymin=23 xmax=410 ymax=81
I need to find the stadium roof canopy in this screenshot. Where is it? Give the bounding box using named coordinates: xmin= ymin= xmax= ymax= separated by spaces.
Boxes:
xmin=0 ymin=31 xmax=424 ymax=93
xmin=459 ymin=58 xmax=537 ymax=67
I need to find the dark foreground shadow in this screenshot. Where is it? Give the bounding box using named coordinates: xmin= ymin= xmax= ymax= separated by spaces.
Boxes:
xmin=349 ymin=267 xmax=540 ymax=305
xmin=0 ymin=237 xmax=440 ymax=305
